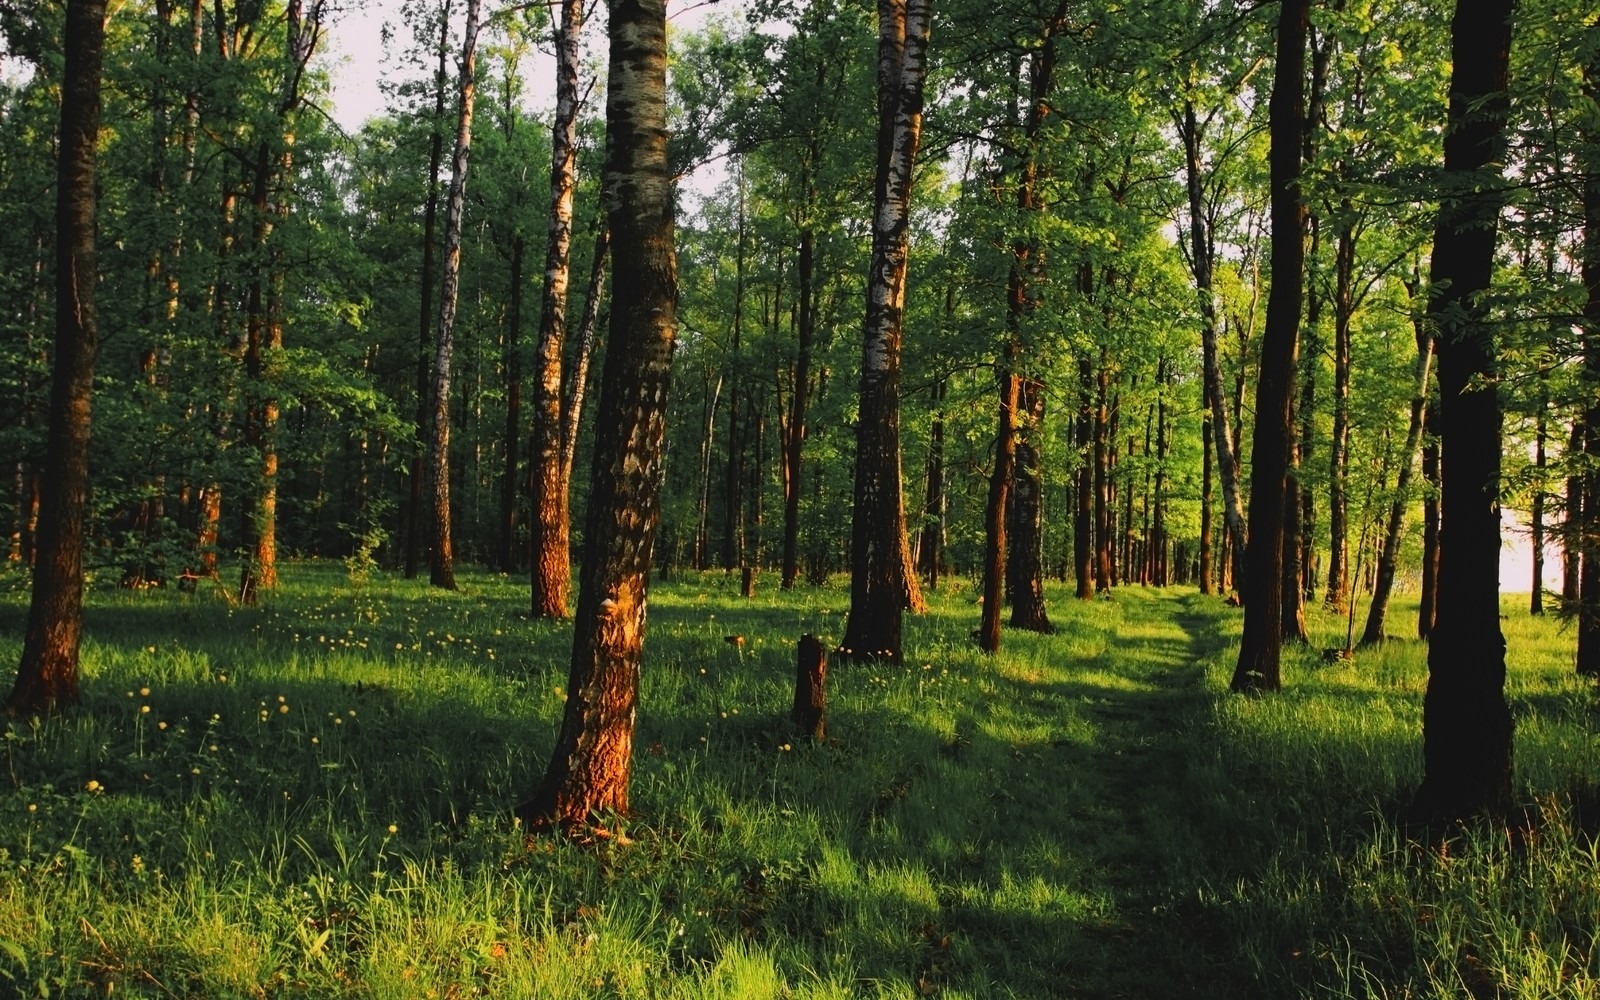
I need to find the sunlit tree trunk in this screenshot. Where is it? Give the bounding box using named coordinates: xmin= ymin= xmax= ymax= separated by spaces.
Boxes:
xmin=530 ymin=0 xmax=584 ymax=616
xmin=8 ymin=0 xmax=105 ymax=714
xmin=1414 ymin=0 xmax=1515 ymax=823
xmin=517 ymin=0 xmax=675 ymax=828
xmin=841 ymin=0 xmax=932 ymax=663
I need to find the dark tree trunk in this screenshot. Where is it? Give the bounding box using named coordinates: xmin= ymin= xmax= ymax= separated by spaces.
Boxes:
xmin=1074 ymin=354 xmax=1094 ymax=599
xmin=1413 ymin=0 xmax=1515 ymax=824
xmin=561 ymin=226 xmax=610 ymax=491
xmin=979 ymin=352 xmax=1019 ymax=654
xmin=428 ymin=0 xmax=483 ymax=591
xmin=1009 ymin=375 xmax=1051 ymax=630
xmin=500 ymin=236 xmax=525 ymax=573
xmin=407 ymin=7 xmax=450 ymax=581
xmin=1577 ymin=49 xmax=1600 ymax=673
xmin=1232 ymin=0 xmax=1307 ymax=694
xmin=1531 ymin=383 xmax=1546 ymax=615
xmin=840 ymin=0 xmax=932 ymax=664
xmin=917 ymin=376 xmax=946 ymax=590
xmin=1199 ymin=389 xmax=1214 ymax=596
xmin=1324 ymin=222 xmax=1356 ymax=614
xmin=782 ymin=224 xmax=816 ymax=590
xmin=9 ymin=0 xmax=104 ymax=714
xmin=791 ymin=634 xmax=827 ymax=742
xmin=1419 ymin=400 xmax=1441 ymax=638
xmin=517 ymin=0 xmax=676 ymax=832
xmin=1564 ymin=420 xmax=1582 ymax=604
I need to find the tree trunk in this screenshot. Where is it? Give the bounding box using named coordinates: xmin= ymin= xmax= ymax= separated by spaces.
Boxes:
xmin=1413 ymin=0 xmax=1515 ymax=824
xmin=1093 ymin=353 xmax=1113 ymax=592
xmin=428 ymin=0 xmax=482 ymax=591
xmin=1232 ymin=0 xmax=1307 ymax=694
xmin=407 ymin=7 xmax=450 ymax=580
xmin=1565 ymin=420 xmax=1583 ymax=604
xmin=918 ymin=376 xmax=946 ymax=589
xmin=517 ymin=0 xmax=675 ymax=832
xmin=782 ymin=224 xmax=816 ymax=590
xmin=1418 ymin=399 xmax=1441 ymax=638
xmin=1360 ymin=290 xmax=1435 ymax=646
xmin=1576 ymin=50 xmax=1600 ymax=673
xmin=791 ymin=634 xmax=827 ymax=742
xmin=1074 ymin=354 xmax=1095 ymax=599
xmin=500 ymin=235 xmax=525 ymax=574
xmin=8 ymin=0 xmax=104 ymax=714
xmin=1009 ymin=375 xmax=1052 ymax=630
xmin=979 ymin=353 xmax=1019 ymax=654
xmin=1182 ymin=101 xmax=1249 ymax=588
xmin=1199 ymin=387 xmax=1214 ymax=595
xmin=561 ymin=226 xmax=610 ymax=491
xmin=840 ymin=0 xmax=932 ymax=663
xmin=1531 ymin=383 xmax=1546 ymax=615
xmin=530 ymin=0 xmax=584 ymax=616
xmin=1324 ymin=222 xmax=1356 ymax=614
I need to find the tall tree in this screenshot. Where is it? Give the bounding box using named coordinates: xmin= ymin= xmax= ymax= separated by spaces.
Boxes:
xmin=529 ymin=0 xmax=585 ymax=617
xmin=8 ymin=0 xmax=106 ymax=713
xmin=1231 ymin=0 xmax=1308 ymax=694
xmin=516 ymin=0 xmax=676 ymax=831
xmin=840 ymin=0 xmax=931 ymax=664
xmin=427 ymin=0 xmax=484 ymax=590
xmin=1577 ymin=40 xmax=1600 ymax=676
xmin=1413 ymin=0 xmax=1515 ymax=823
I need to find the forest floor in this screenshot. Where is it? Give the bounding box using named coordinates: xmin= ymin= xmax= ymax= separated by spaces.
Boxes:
xmin=1 ymin=563 xmax=1598 ymax=998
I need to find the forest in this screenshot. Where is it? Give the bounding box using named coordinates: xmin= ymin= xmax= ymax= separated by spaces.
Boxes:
xmin=3 ymin=0 xmax=1600 ymax=993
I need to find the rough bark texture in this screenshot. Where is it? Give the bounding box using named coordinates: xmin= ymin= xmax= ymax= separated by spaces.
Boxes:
xmin=1232 ymin=0 xmax=1307 ymax=694
xmin=428 ymin=0 xmax=483 ymax=591
xmin=1009 ymin=376 xmax=1052 ymax=630
xmin=840 ymin=0 xmax=932 ymax=663
xmin=530 ymin=0 xmax=584 ymax=618
xmin=9 ymin=0 xmax=104 ymax=714
xmin=782 ymin=224 xmax=816 ymax=590
xmin=1413 ymin=0 xmax=1514 ymax=824
xmin=791 ymin=634 xmax=827 ymax=742
xmin=1074 ymin=355 xmax=1095 ymax=599
xmin=562 ymin=226 xmax=611 ymax=490
xmin=517 ymin=0 xmax=676 ymax=832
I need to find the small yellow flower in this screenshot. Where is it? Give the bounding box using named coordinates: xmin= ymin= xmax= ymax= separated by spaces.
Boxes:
xmin=85 ymin=780 xmax=101 ymax=793
xmin=140 ymin=705 xmax=151 ymax=714
xmin=387 ymin=824 xmax=398 ymax=835
xmin=139 ymin=687 xmax=150 ymax=697
xmin=27 ymin=803 xmax=37 ymax=813
xmin=279 ymin=704 xmax=290 ymax=714
xmin=157 ymin=721 xmax=167 ymax=730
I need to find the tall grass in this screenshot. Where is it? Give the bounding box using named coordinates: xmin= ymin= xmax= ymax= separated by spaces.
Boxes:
xmin=0 ymin=563 xmax=1596 ymax=997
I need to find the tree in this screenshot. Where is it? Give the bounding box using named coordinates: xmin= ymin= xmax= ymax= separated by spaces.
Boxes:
xmin=517 ymin=0 xmax=676 ymax=831
xmin=1231 ymin=0 xmax=1308 ymax=694
xmin=8 ymin=0 xmax=106 ymax=713
xmin=529 ymin=0 xmax=585 ymax=617
xmin=426 ymin=0 xmax=485 ymax=591
xmin=840 ymin=0 xmax=932 ymax=664
xmin=1412 ymin=0 xmax=1515 ymax=823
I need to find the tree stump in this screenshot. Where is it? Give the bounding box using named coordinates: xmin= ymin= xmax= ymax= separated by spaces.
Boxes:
xmin=791 ymin=634 xmax=826 ymax=741
xmin=741 ymin=566 xmax=757 ymax=598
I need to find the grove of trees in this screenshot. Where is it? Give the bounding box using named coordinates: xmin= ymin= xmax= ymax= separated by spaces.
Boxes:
xmin=5 ymin=0 xmax=1597 ymax=827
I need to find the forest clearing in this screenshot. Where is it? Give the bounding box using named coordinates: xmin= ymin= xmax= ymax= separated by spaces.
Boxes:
xmin=2 ymin=565 xmax=1598 ymax=998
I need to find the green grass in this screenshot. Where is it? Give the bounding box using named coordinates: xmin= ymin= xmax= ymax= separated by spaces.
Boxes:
xmin=1 ymin=562 xmax=1597 ymax=997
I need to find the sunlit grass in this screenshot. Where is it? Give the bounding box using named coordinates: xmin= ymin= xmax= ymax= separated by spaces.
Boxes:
xmin=0 ymin=564 xmax=1596 ymax=997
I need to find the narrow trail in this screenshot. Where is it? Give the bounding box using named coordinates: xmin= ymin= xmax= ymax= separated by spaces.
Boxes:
xmin=974 ymin=586 xmax=1238 ymax=999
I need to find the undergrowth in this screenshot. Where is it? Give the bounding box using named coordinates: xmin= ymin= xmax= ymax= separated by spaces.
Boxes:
xmin=0 ymin=562 xmax=1595 ymax=998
